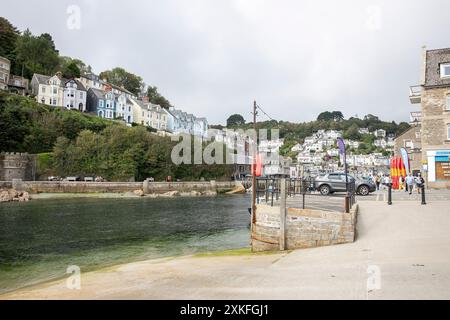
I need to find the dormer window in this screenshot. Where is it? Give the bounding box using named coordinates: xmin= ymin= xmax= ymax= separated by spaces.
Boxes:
xmin=440 ymin=63 xmax=450 ymax=78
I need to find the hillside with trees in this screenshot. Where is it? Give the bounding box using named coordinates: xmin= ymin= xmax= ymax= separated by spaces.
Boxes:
xmin=217 ymin=111 xmax=411 ymax=158
xmin=0 ymin=92 xmax=232 ymax=181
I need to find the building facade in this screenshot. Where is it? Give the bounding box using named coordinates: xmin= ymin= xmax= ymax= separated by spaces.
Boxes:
xmin=410 ymin=47 xmax=450 ymax=188
xmin=31 ymin=73 xmax=64 ymax=106
xmin=8 ymin=75 xmax=29 ymax=95
xmin=77 ymin=73 xmax=106 ymax=91
xmin=116 ymin=94 xmax=134 ymax=125
xmin=166 ymin=108 xmax=208 ymax=137
xmin=394 ymin=126 xmax=422 ymax=175
xmin=86 ymin=88 xmax=116 ymax=119
xmin=62 ymin=79 xmax=87 ymax=111
xmin=0 ymin=56 xmax=11 ymax=90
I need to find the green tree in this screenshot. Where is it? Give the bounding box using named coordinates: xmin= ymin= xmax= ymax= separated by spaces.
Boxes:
xmin=343 ymin=123 xmax=361 ymax=141
xmin=226 ymin=114 xmax=246 ymax=127
xmin=59 ymin=56 xmax=89 ymax=78
xmin=99 ymin=67 xmax=144 ymax=96
xmin=65 ymin=62 xmax=81 ymax=78
xmin=0 ymin=17 xmax=19 ymax=61
xmin=317 ymin=110 xmax=344 ymax=122
xmin=13 ymin=29 xmax=60 ymax=78
xmin=317 ymin=111 xmax=333 ymax=121
xmin=146 ymin=86 xmax=172 ymax=109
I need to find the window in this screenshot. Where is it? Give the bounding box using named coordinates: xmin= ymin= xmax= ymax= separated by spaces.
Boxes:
xmin=42 ymin=86 xmax=46 ymax=93
xmin=447 ymin=94 xmax=450 ymax=110
xmin=441 ymin=63 xmax=450 ymax=78
xmin=404 ymin=139 xmax=414 ymax=149
xmin=99 ymin=100 xmax=104 ymax=108
xmin=79 ymin=92 xmax=83 ymax=99
xmin=448 ymin=124 xmax=450 ymax=140
xmin=53 ymin=87 xmax=57 ymax=94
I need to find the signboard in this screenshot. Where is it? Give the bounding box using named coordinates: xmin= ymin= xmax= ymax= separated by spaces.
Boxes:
xmin=436 ymin=161 xmax=450 ymax=180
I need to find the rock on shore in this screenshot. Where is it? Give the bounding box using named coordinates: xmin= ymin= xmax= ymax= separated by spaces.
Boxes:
xmin=0 ymin=189 xmax=31 ymax=202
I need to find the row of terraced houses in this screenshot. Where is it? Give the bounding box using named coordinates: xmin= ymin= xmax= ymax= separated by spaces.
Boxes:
xmin=29 ymin=71 xmax=208 ymax=137
xmin=0 ymin=55 xmax=208 ymax=138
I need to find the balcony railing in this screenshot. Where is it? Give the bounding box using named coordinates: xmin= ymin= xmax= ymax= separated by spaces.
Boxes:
xmin=409 ymin=85 xmax=422 ymax=104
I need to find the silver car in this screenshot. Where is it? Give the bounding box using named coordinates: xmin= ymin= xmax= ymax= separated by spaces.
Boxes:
xmin=314 ymin=173 xmax=376 ymax=196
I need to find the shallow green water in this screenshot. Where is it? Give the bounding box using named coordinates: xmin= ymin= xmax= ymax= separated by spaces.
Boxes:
xmin=0 ymin=195 xmax=251 ymax=293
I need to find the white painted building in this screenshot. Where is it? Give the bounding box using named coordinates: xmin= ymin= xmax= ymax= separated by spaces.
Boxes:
xmin=62 ymin=79 xmax=87 ymax=111
xmin=116 ymin=94 xmax=134 ymax=125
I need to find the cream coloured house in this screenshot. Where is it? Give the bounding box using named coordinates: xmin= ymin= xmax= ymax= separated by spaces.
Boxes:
xmin=31 ymin=72 xmax=64 ymax=106
xmin=31 ymin=72 xmax=87 ymax=110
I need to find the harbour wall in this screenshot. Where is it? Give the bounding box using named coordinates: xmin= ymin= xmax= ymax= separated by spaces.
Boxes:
xmin=252 ymin=204 xmax=358 ymax=251
xmin=1 ymin=180 xmax=236 ymax=194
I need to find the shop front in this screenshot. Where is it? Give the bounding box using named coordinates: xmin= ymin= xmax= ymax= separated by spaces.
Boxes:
xmin=426 ymin=150 xmax=450 ymax=188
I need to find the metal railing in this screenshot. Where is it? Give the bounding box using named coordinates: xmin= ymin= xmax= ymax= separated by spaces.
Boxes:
xmin=255 ymin=177 xmax=357 ymax=213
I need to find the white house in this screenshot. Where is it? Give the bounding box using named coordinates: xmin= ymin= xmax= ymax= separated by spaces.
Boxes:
xmin=374 ymin=138 xmax=387 ymax=148
xmin=31 ymin=72 xmax=64 ymax=106
xmin=62 ymin=79 xmax=87 ymax=111
xmin=358 ymin=128 xmax=369 ymax=135
xmin=374 ymin=129 xmax=387 ymax=138
xmin=168 ymin=108 xmax=208 ymax=137
xmin=116 ymin=93 xmax=134 ymax=125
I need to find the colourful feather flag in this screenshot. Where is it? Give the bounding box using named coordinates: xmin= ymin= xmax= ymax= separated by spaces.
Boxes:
xmin=400 ymin=148 xmax=410 ymax=175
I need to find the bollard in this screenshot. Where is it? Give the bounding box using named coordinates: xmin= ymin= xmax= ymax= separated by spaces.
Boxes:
xmin=345 ymin=194 xmax=350 ymax=213
xmin=302 ymin=192 xmax=305 ymax=209
xmin=421 ymin=185 xmax=426 ymax=205
xmin=388 ymin=184 xmax=392 ymax=205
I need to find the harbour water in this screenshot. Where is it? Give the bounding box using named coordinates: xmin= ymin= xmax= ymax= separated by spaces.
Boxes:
xmin=0 ymin=195 xmax=251 ymax=294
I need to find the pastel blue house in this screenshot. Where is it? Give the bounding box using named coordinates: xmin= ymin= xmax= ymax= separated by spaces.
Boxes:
xmin=87 ymin=88 xmax=116 ymax=119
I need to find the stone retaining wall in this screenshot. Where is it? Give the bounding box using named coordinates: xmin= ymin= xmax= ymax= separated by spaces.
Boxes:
xmin=0 ymin=180 xmax=235 ymax=194
xmin=252 ymin=204 xmax=358 ymax=252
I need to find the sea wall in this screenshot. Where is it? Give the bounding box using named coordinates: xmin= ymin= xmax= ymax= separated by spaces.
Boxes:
xmin=0 ymin=180 xmax=235 ymax=194
xmin=252 ymin=204 xmax=358 ymax=252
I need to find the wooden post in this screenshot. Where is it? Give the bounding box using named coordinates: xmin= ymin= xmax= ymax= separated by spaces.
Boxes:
xmin=279 ymin=178 xmax=286 ymax=251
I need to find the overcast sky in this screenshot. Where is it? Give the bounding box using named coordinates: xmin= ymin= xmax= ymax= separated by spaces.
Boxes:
xmin=2 ymin=0 xmax=450 ymax=125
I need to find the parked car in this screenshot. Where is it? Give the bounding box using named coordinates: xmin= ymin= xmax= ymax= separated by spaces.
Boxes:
xmin=65 ymin=176 xmax=81 ymax=182
xmin=314 ymin=172 xmax=376 ymax=196
xmin=47 ymin=176 xmax=60 ymax=181
xmin=84 ymin=176 xmax=94 ymax=182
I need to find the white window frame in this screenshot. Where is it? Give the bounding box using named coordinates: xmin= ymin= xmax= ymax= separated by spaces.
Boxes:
xmin=447 ymin=124 xmax=450 ymax=140
xmin=441 ymin=63 xmax=450 ymax=78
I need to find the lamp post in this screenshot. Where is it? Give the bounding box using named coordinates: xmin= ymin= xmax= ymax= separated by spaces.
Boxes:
xmin=337 ymin=137 xmax=350 ymax=212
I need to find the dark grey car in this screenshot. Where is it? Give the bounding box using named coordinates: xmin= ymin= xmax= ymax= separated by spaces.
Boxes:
xmin=314 ymin=173 xmax=376 ymax=196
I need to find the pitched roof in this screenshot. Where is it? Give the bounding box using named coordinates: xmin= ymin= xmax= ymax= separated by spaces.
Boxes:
xmin=33 ymin=73 xmax=51 ymax=85
xmin=64 ymin=78 xmax=87 ymax=91
xmin=88 ymin=87 xmax=106 ymax=99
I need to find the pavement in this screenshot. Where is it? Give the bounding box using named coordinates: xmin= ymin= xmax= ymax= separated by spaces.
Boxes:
xmin=2 ymin=198 xmax=450 ymax=299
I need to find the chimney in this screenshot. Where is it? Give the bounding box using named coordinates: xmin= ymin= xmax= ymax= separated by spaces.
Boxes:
xmin=55 ymin=71 xmax=62 ymax=79
xmin=105 ymin=84 xmax=112 ymax=92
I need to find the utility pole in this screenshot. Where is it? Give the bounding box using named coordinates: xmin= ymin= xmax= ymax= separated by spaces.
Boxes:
xmin=251 ymin=101 xmax=258 ymax=226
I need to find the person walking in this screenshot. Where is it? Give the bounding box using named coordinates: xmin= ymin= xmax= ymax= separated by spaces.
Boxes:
xmin=406 ymin=174 xmax=414 ymax=195
xmin=416 ymin=173 xmax=425 ymax=194
xmin=383 ymin=175 xmax=390 ymax=190
xmin=375 ymin=175 xmax=381 ymax=191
